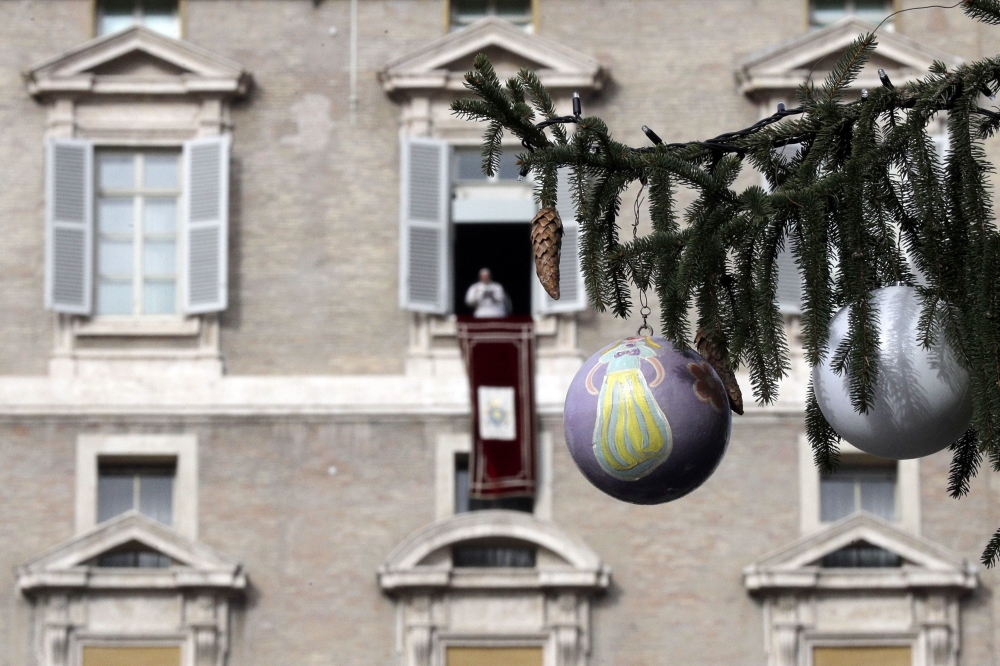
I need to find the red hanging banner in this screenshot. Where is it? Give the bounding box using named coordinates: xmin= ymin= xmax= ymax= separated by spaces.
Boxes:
xmin=456 ymin=316 xmax=536 ymax=499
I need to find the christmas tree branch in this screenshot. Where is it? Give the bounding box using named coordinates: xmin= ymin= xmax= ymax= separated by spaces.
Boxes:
xmin=453 ymin=6 xmax=1000 ymax=563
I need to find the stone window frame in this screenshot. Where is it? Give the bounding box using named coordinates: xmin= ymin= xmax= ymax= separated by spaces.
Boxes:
xmin=446 ymin=0 xmax=539 ymax=33
xmin=435 ymin=431 xmax=553 ymax=521
xmin=17 ymin=512 xmax=244 ymax=666
xmin=744 ymin=513 xmax=976 ymax=666
xmin=25 ymin=26 xmax=249 ymax=377
xmin=93 ymin=0 xmax=187 ymax=39
xmin=380 ymin=17 xmax=605 ymax=378
xmin=379 ymin=510 xmax=610 ymax=666
xmin=76 ymin=433 xmax=198 ymax=540
xmin=798 ymin=434 xmax=920 ymax=535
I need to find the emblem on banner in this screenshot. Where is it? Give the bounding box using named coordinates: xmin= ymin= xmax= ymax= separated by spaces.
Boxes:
xmin=477 ymin=386 xmax=517 ymax=441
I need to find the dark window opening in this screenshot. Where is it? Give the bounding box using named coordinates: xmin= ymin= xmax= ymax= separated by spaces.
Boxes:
xmin=91 ymin=541 xmax=173 ymax=568
xmin=453 ymin=540 xmax=536 ymax=568
xmin=455 ymin=453 xmax=534 ymax=514
xmin=820 ymin=541 xmax=902 ymax=568
xmin=453 ymin=223 xmax=532 ymax=316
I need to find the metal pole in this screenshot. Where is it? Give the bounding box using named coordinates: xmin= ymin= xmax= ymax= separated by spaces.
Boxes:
xmin=349 ymin=0 xmax=358 ymax=126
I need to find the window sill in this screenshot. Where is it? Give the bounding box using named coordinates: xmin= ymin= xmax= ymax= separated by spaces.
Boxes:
xmin=74 ymin=315 xmax=201 ymax=337
xmin=427 ymin=314 xmax=558 ymax=338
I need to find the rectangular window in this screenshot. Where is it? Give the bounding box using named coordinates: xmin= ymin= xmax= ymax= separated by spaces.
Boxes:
xmin=97 ymin=0 xmax=181 ymax=39
xmin=820 ymin=459 xmax=896 ymax=522
xmin=446 ymin=647 xmax=543 ymax=666
xmin=95 ymin=150 xmax=181 ymax=316
xmin=399 ymin=137 xmax=585 ymax=316
xmin=97 ymin=461 xmax=175 ymax=525
xmin=454 ymin=452 xmax=533 ymax=513
xmin=83 ymin=646 xmax=181 ymax=666
xmin=809 ymin=0 xmax=893 ymax=28
xmin=813 ymin=646 xmax=911 ymax=666
xmin=450 ymin=0 xmax=533 ymax=31
xmin=452 ymin=147 xmax=534 ymax=316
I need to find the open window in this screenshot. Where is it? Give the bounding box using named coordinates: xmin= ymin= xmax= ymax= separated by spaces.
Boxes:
xmin=399 ymin=138 xmax=586 ymax=316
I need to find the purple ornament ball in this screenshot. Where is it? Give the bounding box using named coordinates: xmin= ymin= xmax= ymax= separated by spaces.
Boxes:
xmin=563 ymin=336 xmax=732 ymax=505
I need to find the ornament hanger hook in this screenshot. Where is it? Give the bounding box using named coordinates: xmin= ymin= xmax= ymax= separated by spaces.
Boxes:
xmin=634 ymin=180 xmax=654 ymax=337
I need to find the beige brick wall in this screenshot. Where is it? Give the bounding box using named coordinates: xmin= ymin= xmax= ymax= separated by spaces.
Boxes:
xmin=1 ymin=2 xmax=999 ymax=665
xmin=1 ymin=415 xmax=996 ymax=665
xmin=1 ymin=0 xmax=996 ymax=373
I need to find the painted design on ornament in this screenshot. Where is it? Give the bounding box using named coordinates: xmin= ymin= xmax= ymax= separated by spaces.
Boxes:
xmin=688 ymin=361 xmax=726 ymax=412
xmin=585 ymin=336 xmax=673 ymax=480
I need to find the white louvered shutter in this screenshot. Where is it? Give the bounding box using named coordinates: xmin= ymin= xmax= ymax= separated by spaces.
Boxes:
xmin=182 ymin=135 xmax=229 ymax=314
xmin=775 ymin=245 xmax=802 ymax=315
xmin=45 ymin=139 xmax=94 ymax=314
xmin=399 ymin=137 xmax=451 ymax=313
xmin=536 ymin=167 xmax=586 ymax=313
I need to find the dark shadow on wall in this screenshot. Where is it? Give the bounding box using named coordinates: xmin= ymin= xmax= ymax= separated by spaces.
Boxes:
xmin=220 ymin=153 xmax=243 ymax=332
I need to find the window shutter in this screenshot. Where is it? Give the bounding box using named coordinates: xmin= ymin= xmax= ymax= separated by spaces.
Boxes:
xmin=45 ymin=139 xmax=94 ymax=314
xmin=535 ymin=167 xmax=586 ymax=314
xmin=399 ymin=137 xmax=451 ymax=313
xmin=182 ymin=135 xmax=229 ymax=314
xmin=775 ymin=245 xmax=802 ymax=315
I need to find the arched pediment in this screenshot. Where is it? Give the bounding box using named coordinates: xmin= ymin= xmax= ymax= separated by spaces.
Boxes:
xmin=17 ymin=512 xmax=245 ymax=594
xmin=379 ymin=17 xmax=605 ymax=96
xmin=736 ymin=17 xmax=962 ymax=98
xmin=25 ymin=25 xmax=250 ymax=98
xmin=743 ymin=513 xmax=977 ymax=592
xmin=379 ymin=510 xmax=610 ymax=592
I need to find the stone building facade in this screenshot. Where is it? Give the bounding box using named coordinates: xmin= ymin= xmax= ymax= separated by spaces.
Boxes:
xmin=0 ymin=1 xmax=997 ymax=665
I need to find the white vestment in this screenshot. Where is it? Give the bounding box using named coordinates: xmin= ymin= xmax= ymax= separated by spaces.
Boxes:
xmin=465 ymin=281 xmax=511 ymax=318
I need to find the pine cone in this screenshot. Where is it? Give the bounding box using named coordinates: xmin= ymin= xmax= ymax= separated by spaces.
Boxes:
xmin=531 ymin=207 xmax=563 ymax=300
xmin=695 ymin=327 xmax=744 ymax=415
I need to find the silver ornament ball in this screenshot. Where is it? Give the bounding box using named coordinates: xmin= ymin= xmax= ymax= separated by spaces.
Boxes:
xmin=812 ymin=285 xmax=972 ymax=460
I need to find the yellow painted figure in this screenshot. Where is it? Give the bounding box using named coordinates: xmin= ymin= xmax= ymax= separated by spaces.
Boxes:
xmin=585 ymin=337 xmax=672 ymax=480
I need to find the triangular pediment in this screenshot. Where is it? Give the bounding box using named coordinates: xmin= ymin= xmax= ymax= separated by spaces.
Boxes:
xmin=744 ymin=513 xmax=977 ymax=592
xmin=88 ymin=50 xmax=192 ymax=77
xmin=737 ymin=17 xmax=962 ymax=97
xmin=17 ymin=512 xmax=244 ymax=594
xmin=379 ymin=17 xmax=604 ymax=95
xmin=26 ymin=25 xmax=250 ymax=97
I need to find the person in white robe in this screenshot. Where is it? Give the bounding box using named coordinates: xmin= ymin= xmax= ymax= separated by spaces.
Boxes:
xmin=465 ymin=268 xmax=511 ymax=318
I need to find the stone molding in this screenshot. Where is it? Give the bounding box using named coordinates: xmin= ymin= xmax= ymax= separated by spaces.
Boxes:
xmin=25 ymin=29 xmax=250 ymax=376
xmin=744 ymin=514 xmax=977 ymax=666
xmin=379 ymin=511 xmax=609 ymax=666
xmin=25 ymin=25 xmax=250 ymax=99
xmin=736 ymin=16 xmax=962 ymax=98
xmin=378 ymin=16 xmax=604 ymax=96
xmin=18 ymin=513 xmax=244 ymax=666
xmin=0 ymin=373 xmax=810 ymax=418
